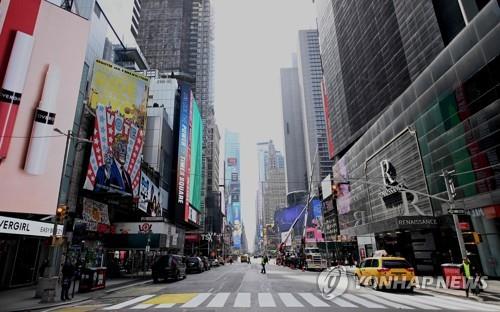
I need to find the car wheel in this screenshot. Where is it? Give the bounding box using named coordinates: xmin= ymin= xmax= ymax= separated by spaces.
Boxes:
xmin=152 ymin=273 xmax=159 ymax=283
xmin=176 ymin=270 xmax=181 ymax=281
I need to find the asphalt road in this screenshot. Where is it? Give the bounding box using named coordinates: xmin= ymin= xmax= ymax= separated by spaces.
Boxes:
xmin=44 ymin=260 xmax=499 ymax=312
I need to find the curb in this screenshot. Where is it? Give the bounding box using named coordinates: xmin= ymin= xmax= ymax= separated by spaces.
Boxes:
xmin=7 ymin=296 xmax=91 ymax=312
xmin=104 ymin=279 xmax=153 ymax=294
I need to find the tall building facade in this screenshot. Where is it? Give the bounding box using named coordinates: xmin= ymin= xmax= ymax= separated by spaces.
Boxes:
xmin=315 ymin=0 xmax=447 ymax=158
xmin=137 ymin=0 xmax=218 ymax=233
xmin=280 ymin=67 xmax=308 ymax=194
xmin=224 ymin=131 xmax=241 ymax=251
xmin=317 ymin=0 xmax=500 ymax=276
xmin=257 ymin=141 xmax=287 ymax=227
xmin=297 ymin=30 xmax=333 ymax=182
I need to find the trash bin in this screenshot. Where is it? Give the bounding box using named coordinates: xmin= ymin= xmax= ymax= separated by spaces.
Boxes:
xmin=441 ymin=263 xmax=464 ymax=289
xmin=78 ymin=267 xmax=107 ymax=292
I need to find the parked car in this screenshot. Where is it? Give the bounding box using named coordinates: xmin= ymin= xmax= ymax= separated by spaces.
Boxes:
xmin=355 ymin=256 xmax=415 ymax=291
xmin=186 ymin=257 xmax=205 ymax=273
xmin=152 ymin=255 xmax=186 ymax=283
xmin=201 ymin=256 xmax=211 ymax=270
xmin=209 ymin=258 xmax=220 ymax=267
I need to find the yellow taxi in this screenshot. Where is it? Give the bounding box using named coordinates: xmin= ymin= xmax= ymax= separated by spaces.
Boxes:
xmin=355 ymin=256 xmax=416 ymax=291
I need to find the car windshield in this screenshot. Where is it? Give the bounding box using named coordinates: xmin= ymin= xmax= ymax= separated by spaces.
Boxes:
xmin=382 ymin=260 xmax=411 ymax=268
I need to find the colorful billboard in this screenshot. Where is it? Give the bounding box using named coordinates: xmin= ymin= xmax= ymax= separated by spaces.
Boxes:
xmin=189 ymin=98 xmax=203 ymax=215
xmin=176 ymin=83 xmax=192 ymax=223
xmin=0 ymin=1 xmax=90 ymax=215
xmin=83 ymin=60 xmax=149 ymax=197
xmin=139 ymin=172 xmax=162 ymax=217
xmin=224 ymin=131 xmax=241 ymax=249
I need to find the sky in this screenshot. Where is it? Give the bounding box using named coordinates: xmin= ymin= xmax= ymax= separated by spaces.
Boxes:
xmin=101 ymin=0 xmax=317 ymax=252
xmin=213 ymin=0 xmax=316 ymax=251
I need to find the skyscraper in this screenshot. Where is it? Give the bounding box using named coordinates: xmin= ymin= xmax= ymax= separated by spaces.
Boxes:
xmin=297 ymin=30 xmax=333 ymax=182
xmin=280 ymin=66 xmax=308 ymax=194
xmin=224 ymin=130 xmax=241 ymax=250
xmin=315 ymin=0 xmax=448 ymax=157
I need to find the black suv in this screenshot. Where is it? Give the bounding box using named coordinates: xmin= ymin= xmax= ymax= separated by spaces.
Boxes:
xmin=152 ymin=255 xmax=186 ymax=282
xmin=186 ymin=257 xmax=204 ymax=273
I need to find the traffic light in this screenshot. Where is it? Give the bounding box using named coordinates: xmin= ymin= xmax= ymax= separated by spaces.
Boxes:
xmin=463 ymin=231 xmax=482 ymax=245
xmin=56 ymin=205 xmax=68 ymax=224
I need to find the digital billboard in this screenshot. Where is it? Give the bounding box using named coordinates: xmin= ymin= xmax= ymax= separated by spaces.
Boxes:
xmin=224 ymin=131 xmax=241 ymax=249
xmin=139 ymin=172 xmax=161 ymax=217
xmin=83 ymin=60 xmax=149 ymax=198
xmin=188 ymin=97 xmax=203 ymax=219
xmin=176 ymin=83 xmax=192 ymax=223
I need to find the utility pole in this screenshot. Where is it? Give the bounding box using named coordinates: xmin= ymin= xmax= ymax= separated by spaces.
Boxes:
xmin=442 ymin=170 xmax=467 ymax=261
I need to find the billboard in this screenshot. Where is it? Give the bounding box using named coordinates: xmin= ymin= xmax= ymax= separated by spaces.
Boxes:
xmin=83 ymin=60 xmax=149 ymax=197
xmin=82 ymin=197 xmax=110 ymax=225
xmin=188 ymin=98 xmax=203 ymax=215
xmin=0 ymin=1 xmax=90 ymax=215
xmin=139 ymin=172 xmax=162 ymax=216
xmin=175 ymin=83 xmax=192 ymax=223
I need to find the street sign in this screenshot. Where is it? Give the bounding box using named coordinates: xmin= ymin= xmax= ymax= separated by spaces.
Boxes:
xmin=448 ymin=208 xmax=465 ymax=214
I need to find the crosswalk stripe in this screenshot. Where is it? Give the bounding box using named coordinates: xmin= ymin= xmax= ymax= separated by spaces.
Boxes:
xmin=431 ymin=294 xmax=499 ymax=311
xmin=298 ymin=293 xmax=330 ymax=307
xmin=155 ymin=303 xmax=175 ymax=308
xmin=278 ymin=293 xmax=303 ymax=307
xmin=258 ymin=293 xmax=276 ymax=307
xmin=330 ymin=297 xmax=358 ymax=307
xmin=131 ymin=303 xmax=154 ymax=309
xmin=234 ymin=292 xmax=251 ymax=307
xmin=360 ymin=293 xmax=414 ymax=309
xmin=180 ymin=293 xmax=211 ymax=308
xmin=207 ymin=292 xmax=230 ymax=307
xmin=342 ymin=293 xmax=386 ymax=308
xmin=103 ymin=295 xmax=155 ymax=310
xmin=375 ymin=292 xmax=440 ymax=310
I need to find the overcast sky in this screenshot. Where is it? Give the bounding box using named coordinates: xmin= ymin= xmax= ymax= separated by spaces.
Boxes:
xmin=102 ymin=0 xmax=317 ymax=252
xmin=214 ymin=0 xmax=316 ymax=251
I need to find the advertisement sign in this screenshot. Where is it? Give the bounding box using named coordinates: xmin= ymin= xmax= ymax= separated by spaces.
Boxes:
xmin=84 ymin=103 xmax=144 ymax=196
xmin=83 ymin=60 xmax=149 ymax=197
xmin=227 ymin=157 xmax=237 ymax=166
xmin=0 ymin=216 xmax=63 ymax=237
xmin=114 ymin=222 xmax=168 ymax=234
xmin=176 ymin=83 xmax=192 ymax=222
xmin=188 ymin=97 xmax=203 ymax=216
xmin=321 ymin=174 xmax=332 ymax=200
xmin=139 ymin=172 xmax=162 ymax=216
xmin=87 ymin=59 xmax=149 ymax=127
xmin=82 ymin=197 xmax=110 ymax=225
xmin=233 ymin=221 xmax=241 ymax=249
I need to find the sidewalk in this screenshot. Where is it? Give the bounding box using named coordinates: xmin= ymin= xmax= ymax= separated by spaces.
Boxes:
xmin=1 ymin=274 xmax=152 ymax=312
xmin=415 ymin=276 xmax=500 ymax=305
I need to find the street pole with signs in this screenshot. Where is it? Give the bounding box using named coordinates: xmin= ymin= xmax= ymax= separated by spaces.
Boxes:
xmin=442 ymin=170 xmax=467 ymax=261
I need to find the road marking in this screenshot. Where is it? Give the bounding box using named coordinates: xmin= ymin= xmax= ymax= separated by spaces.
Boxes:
xmin=375 ymin=292 xmax=440 ymax=310
xmin=342 ymin=293 xmax=386 ymax=308
xmin=145 ymin=293 xmax=197 ymax=304
xmin=360 ymin=293 xmax=414 ymax=309
xmin=234 ymin=292 xmax=251 ymax=307
xmin=278 ymin=293 xmax=303 ymax=307
xmin=103 ymin=295 xmax=155 ymax=310
xmin=298 ymin=293 xmax=330 ymax=307
xmin=207 ymin=292 xmax=230 ymax=307
xmin=155 ymin=303 xmax=175 ymax=308
xmin=258 ymin=293 xmax=276 ymax=307
xmin=131 ymin=303 xmax=154 ymax=309
xmin=330 ymin=297 xmax=358 ymax=307
xmin=180 ymin=293 xmax=211 ymax=308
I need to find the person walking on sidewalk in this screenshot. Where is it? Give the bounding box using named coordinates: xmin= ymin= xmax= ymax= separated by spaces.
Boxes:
xmin=61 ymin=258 xmax=75 ymax=301
xmin=261 ymin=255 xmax=269 ymax=274
xmin=462 ymin=257 xmax=472 ymax=298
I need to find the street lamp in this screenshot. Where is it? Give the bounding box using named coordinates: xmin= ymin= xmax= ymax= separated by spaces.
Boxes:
xmin=39 ymin=128 xmax=92 ymax=302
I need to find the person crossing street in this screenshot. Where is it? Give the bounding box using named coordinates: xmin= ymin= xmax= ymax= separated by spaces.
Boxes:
xmin=261 ymin=255 xmax=268 ymax=274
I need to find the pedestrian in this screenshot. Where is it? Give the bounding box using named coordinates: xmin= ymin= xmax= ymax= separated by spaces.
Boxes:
xmin=462 ymin=257 xmax=471 ymax=298
xmin=61 ymin=258 xmax=75 ymax=301
xmin=261 ymin=255 xmax=268 ymax=274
